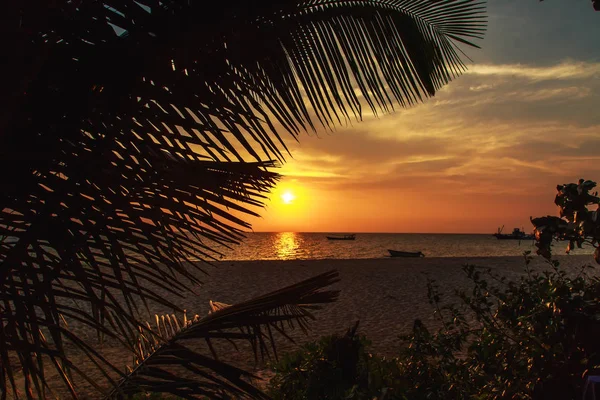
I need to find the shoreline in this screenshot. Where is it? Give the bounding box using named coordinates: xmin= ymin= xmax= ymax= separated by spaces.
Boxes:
xmin=213 ymin=254 xmax=592 ymax=264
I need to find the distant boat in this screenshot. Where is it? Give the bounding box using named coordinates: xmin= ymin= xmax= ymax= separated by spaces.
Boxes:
xmin=326 ymin=234 xmax=356 ymax=241
xmin=388 ymin=249 xmax=425 ymax=258
xmin=493 ymin=226 xmax=534 ymax=240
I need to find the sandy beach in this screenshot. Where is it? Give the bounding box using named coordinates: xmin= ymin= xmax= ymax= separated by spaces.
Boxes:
xmin=191 ymin=255 xmax=595 ymax=357
xmin=21 ymin=255 xmax=598 ymax=397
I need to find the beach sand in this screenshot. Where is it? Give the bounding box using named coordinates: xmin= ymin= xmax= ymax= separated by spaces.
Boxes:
xmin=16 ymin=255 xmax=598 ymax=397
xmin=189 ymin=255 xmax=595 ymax=358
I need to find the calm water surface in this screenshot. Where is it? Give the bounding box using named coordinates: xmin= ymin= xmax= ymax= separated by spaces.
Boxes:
xmin=214 ymin=233 xmax=595 ymax=261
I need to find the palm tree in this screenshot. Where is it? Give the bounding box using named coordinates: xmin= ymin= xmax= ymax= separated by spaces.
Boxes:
xmin=2 ymin=1 xmax=486 ymax=398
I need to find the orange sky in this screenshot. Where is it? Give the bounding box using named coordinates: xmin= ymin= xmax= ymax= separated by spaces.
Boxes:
xmin=235 ymin=2 xmax=600 ymax=234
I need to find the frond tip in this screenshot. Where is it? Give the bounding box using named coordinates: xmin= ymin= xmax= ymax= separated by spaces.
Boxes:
xmin=109 ymin=270 xmax=341 ymax=399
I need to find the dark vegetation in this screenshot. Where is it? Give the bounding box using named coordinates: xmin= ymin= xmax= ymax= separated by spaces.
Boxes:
xmin=531 ymin=179 xmax=600 ymax=262
xmin=4 ymin=0 xmax=596 ymax=396
xmin=267 ymin=322 xmax=403 ymax=400
xmin=2 ymin=1 xmax=485 ymax=398
xmin=269 ymin=254 xmax=600 ymax=399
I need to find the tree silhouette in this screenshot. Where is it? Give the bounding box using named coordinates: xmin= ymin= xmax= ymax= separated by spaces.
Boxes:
xmin=531 ymin=179 xmax=600 ymax=263
xmin=1 ymin=1 xmax=486 ymax=398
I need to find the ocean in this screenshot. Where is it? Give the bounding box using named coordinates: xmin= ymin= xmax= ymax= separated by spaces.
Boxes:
xmin=215 ymin=232 xmax=595 ymax=261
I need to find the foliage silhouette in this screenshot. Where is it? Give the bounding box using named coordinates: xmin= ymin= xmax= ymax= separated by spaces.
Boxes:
xmin=269 ymin=255 xmax=600 ymax=399
xmin=530 ymin=179 xmax=600 ymax=263
xmin=2 ymin=0 xmax=485 ymax=398
xmin=267 ymin=322 xmax=404 ymax=400
xmin=397 ymin=254 xmax=600 ymax=400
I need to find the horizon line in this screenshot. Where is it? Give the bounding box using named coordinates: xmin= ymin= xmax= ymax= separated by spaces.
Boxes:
xmin=245 ymin=231 xmax=496 ymax=235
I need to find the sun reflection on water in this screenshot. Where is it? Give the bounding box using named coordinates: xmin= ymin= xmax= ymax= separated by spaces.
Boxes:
xmin=274 ymin=232 xmax=300 ymax=260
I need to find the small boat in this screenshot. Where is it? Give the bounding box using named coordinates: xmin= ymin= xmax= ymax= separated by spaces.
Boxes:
xmin=388 ymin=249 xmax=425 ymax=258
xmin=493 ymin=226 xmax=534 ymax=240
xmin=326 ymin=234 xmax=356 ymax=241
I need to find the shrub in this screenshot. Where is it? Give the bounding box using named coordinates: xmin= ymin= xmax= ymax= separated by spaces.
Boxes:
xmin=269 ymin=254 xmax=600 ymax=400
xmin=530 ymin=179 xmax=600 ymax=262
xmin=267 ymin=322 xmax=404 ymax=400
xmin=398 ymin=253 xmax=600 ymax=399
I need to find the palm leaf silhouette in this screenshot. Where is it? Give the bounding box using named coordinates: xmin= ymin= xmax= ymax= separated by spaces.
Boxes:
xmin=2 ymin=0 xmax=485 ymax=398
xmin=109 ymin=270 xmax=340 ymax=399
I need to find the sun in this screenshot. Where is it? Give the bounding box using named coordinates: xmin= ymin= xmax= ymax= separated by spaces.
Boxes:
xmin=281 ymin=191 xmax=295 ymax=204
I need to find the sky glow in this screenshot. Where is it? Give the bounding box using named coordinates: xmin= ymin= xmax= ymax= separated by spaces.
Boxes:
xmin=247 ymin=1 xmax=600 ymax=233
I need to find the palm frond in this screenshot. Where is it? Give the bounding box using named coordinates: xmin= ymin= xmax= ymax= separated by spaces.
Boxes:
xmin=2 ymin=0 xmax=485 ymax=397
xmin=1 ymin=159 xmax=279 ymax=398
xmin=108 ymin=270 xmax=340 ymax=399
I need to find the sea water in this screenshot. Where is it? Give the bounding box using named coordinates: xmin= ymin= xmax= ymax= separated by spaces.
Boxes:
xmin=213 ymin=232 xmax=595 ymax=261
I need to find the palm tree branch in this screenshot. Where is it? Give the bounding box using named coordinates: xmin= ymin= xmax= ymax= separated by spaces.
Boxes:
xmin=108 ymin=270 xmax=340 ymax=399
xmin=1 ymin=160 xmax=279 ymax=398
xmin=2 ymin=1 xmax=484 ymax=397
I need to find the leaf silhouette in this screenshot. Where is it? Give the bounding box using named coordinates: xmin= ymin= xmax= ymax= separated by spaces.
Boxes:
xmin=2 ymin=0 xmax=485 ymax=398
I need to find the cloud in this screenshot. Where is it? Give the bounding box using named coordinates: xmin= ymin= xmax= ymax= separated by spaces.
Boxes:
xmin=274 ymin=61 xmax=600 ymax=198
xmin=241 ymin=0 xmax=600 ymax=232
xmin=467 ymin=61 xmax=600 ymax=81
xmin=232 ymin=60 xmax=600 ymax=232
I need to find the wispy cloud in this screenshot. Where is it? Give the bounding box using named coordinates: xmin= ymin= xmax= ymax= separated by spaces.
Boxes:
xmin=467 ymin=61 xmax=600 ymax=81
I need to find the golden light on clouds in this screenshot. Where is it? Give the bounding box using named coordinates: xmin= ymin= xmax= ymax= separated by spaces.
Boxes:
xmin=467 ymin=62 xmax=600 ymax=81
xmin=217 ymin=0 xmax=600 ymax=235
xmin=228 ymin=60 xmax=600 ymax=233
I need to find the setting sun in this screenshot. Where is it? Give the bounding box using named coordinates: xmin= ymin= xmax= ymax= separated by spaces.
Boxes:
xmin=281 ymin=191 xmax=295 ymax=204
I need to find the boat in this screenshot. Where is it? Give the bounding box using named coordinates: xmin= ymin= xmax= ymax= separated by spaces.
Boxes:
xmin=493 ymin=226 xmax=534 ymax=240
xmin=326 ymin=234 xmax=356 ymax=241
xmin=388 ymin=249 xmax=425 ymax=258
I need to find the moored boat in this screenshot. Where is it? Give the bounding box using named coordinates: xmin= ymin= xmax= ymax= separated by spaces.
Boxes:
xmin=493 ymin=226 xmax=534 ymax=240
xmin=326 ymin=234 xmax=356 ymax=241
xmin=388 ymin=249 xmax=425 ymax=258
